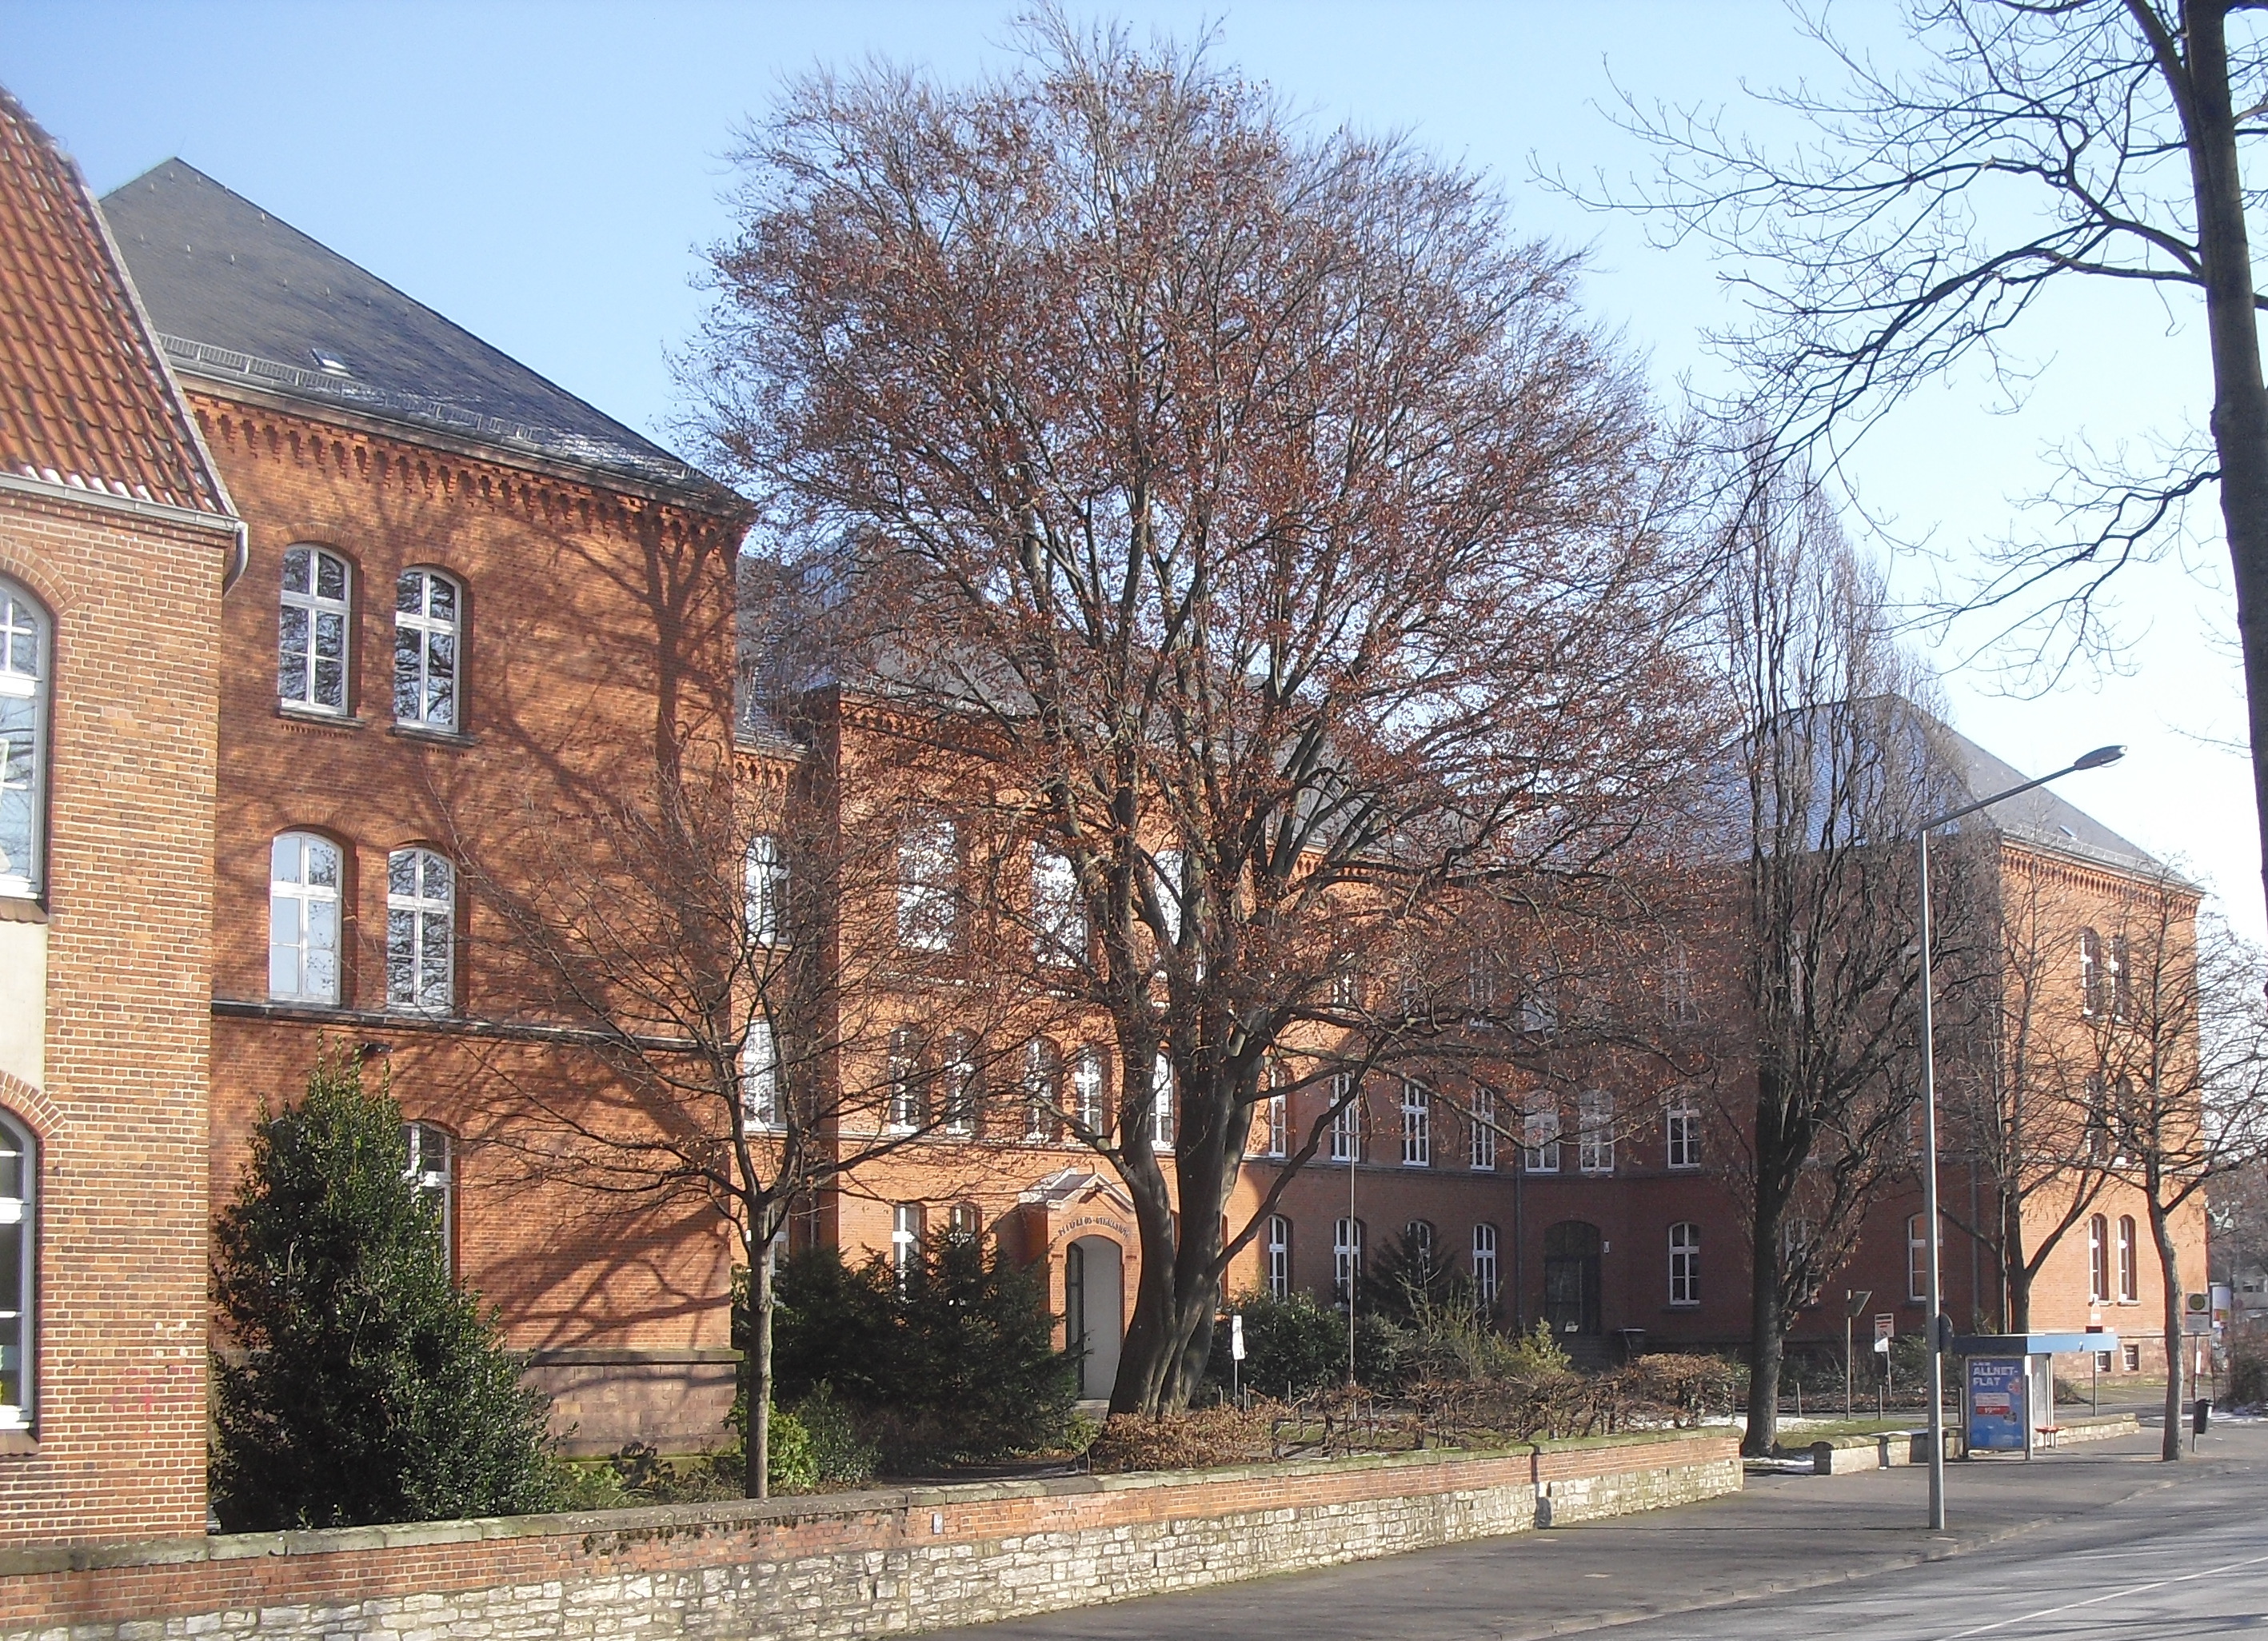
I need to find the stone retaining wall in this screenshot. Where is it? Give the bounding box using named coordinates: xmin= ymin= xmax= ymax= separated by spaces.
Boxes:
xmin=0 ymin=1430 xmax=1739 ymax=1640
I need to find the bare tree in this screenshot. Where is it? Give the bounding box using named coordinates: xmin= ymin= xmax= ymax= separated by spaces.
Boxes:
xmin=1600 ymin=1 xmax=2268 ymax=932
xmin=2082 ymin=880 xmax=2268 ymax=1456
xmin=693 ymin=14 xmax=1723 ymax=1412
xmin=1715 ymin=446 xmax=1982 ymax=1454
xmin=459 ymin=733 xmax=1020 ymax=1496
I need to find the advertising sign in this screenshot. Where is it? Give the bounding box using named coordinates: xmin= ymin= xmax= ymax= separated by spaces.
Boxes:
xmin=1967 ymin=1356 xmax=2027 ymax=1453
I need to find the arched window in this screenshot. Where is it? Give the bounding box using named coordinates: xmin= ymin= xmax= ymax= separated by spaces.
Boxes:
xmin=1669 ymin=1222 xmax=1700 ymax=1306
xmin=385 ymin=848 xmax=454 ymax=1013
xmin=2088 ymin=1213 xmax=2111 ymax=1304
xmin=948 ymin=1202 xmax=982 ymax=1244
xmin=0 ymin=1114 xmax=33 ymax=1427
xmin=1258 ymin=1060 xmax=1288 ymax=1159
xmin=392 ymin=568 xmax=461 ymax=731
xmin=1072 ymin=1046 xmax=1108 ymax=1138
xmin=1404 ymin=1218 xmax=1437 ymax=1279
xmin=1151 ymin=1052 xmax=1175 ymax=1148
xmin=1577 ymin=1090 xmax=1615 ymax=1174
xmin=896 ymin=816 xmax=957 ymax=952
xmin=1523 ymin=1108 xmax=1562 ymax=1174
xmin=2079 ymin=928 xmax=2104 ymax=1018
xmin=403 ymin=1120 xmax=453 ymax=1278
xmin=279 ymin=545 xmax=352 ymax=715
xmin=940 ymin=1032 xmax=979 ymax=1136
xmin=2117 ymin=1215 xmax=2138 ymax=1302
xmin=1667 ymin=1095 xmax=1701 ymax=1170
xmin=1031 ymin=844 xmax=1084 ymax=963
xmin=1333 ymin=1216 xmax=1364 ymax=1305
xmin=0 ymin=582 xmax=50 ymax=899
xmin=891 ymin=1203 xmax=924 ymax=1288
xmin=1470 ymin=1085 xmax=1498 ymax=1172
xmin=1265 ymin=1215 xmax=1292 ymax=1298
xmin=740 ymin=1017 xmax=780 ymax=1128
xmin=1022 ymin=1038 xmax=1062 ymax=1143
xmin=1329 ymin=1074 xmax=1361 ymax=1163
xmin=744 ymin=834 xmax=786 ymax=947
xmin=887 ymin=1027 xmax=924 ymax=1129
xmin=1471 ymin=1223 xmax=1501 ymax=1308
xmin=1401 ymin=1081 xmax=1431 ymax=1168
xmin=270 ymin=832 xmax=342 ymax=1004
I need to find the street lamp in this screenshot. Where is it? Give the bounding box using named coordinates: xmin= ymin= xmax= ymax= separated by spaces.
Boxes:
xmin=1915 ymin=741 xmax=2124 ymax=1531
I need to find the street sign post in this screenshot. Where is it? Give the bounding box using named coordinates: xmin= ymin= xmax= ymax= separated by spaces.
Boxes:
xmin=1230 ymin=1312 xmax=1245 ymax=1403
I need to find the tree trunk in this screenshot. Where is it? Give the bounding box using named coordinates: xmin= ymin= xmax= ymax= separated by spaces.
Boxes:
xmin=1743 ymin=1200 xmax=1786 ymax=1456
xmin=2152 ymin=1196 xmax=2186 ymax=1462
xmin=2179 ymin=3 xmax=2268 ymax=936
xmin=744 ymin=1240 xmax=774 ymax=1499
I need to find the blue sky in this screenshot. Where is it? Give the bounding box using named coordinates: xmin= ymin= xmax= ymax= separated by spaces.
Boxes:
xmin=6 ymin=1 xmax=2253 ymax=932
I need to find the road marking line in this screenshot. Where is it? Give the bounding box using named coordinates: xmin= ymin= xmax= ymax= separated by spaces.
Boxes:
xmin=1939 ymin=1550 xmax=2268 ymax=1639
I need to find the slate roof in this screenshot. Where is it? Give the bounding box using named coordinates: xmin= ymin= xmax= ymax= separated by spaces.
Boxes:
xmin=1931 ymin=715 xmax=2162 ymax=876
xmin=0 ymin=90 xmax=229 ymax=515
xmin=99 ymin=161 xmax=737 ymax=513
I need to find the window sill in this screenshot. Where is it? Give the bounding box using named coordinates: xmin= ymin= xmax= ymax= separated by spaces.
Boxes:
xmin=0 ymin=895 xmax=46 ymax=925
xmin=1665 ymin=1301 xmax=1700 ymax=1311
xmin=389 ymin=723 xmax=476 ymax=749
xmin=275 ymin=705 xmax=367 ymax=733
xmin=0 ymin=1430 xmax=35 ymax=1456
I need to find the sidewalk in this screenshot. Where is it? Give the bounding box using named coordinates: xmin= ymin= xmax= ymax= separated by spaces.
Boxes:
xmin=922 ymin=1421 xmax=2267 ymax=1641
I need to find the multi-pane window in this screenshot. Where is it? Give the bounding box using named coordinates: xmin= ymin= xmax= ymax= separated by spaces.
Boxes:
xmin=1669 ymin=1222 xmax=1700 ymax=1306
xmin=891 ymin=1204 xmax=924 ymax=1287
xmin=2088 ymin=1213 xmax=2110 ymax=1304
xmin=1022 ymin=1038 xmax=1061 ymax=1143
xmin=1523 ymin=1109 xmax=1561 ymax=1173
xmin=1032 ymin=845 xmax=1084 ymax=964
xmin=1471 ymin=1223 xmax=1500 ymax=1308
xmin=386 ymin=848 xmax=455 ymax=1013
xmin=2117 ymin=1215 xmax=2138 ymax=1302
xmin=1470 ymin=1086 xmax=1499 ymax=1172
xmin=1401 ymin=1082 xmax=1431 ymax=1168
xmin=1576 ymin=1091 xmax=1614 ymax=1175
xmin=745 ymin=834 xmax=787 ymax=947
xmin=1329 ymin=1074 xmax=1362 ymax=1164
xmin=1265 ymin=1215 xmax=1292 ymax=1298
xmin=1260 ymin=1083 xmax=1288 ymax=1159
xmin=0 ymin=1114 xmax=33 ymax=1427
xmin=1072 ymin=1047 xmax=1108 ymax=1137
xmin=886 ymin=1027 xmax=924 ymax=1128
xmin=1518 ymin=970 xmax=1559 ymax=1035
xmin=402 ymin=1121 xmax=453 ymax=1276
xmin=741 ymin=1017 xmax=780 ymax=1128
xmin=279 ymin=545 xmax=351 ymax=715
xmin=1151 ymin=1052 xmax=1175 ymax=1148
xmin=897 ymin=817 xmax=957 ymax=952
xmin=2080 ymin=928 xmax=2104 ymax=1018
xmin=270 ymin=832 xmax=343 ymax=1003
xmin=1404 ymin=1219 xmax=1435 ymax=1277
xmin=392 ymin=569 xmax=461 ymax=731
xmin=0 ymin=584 xmax=47 ymax=897
xmin=941 ymin=1034 xmax=979 ymax=1136
xmin=1910 ymin=1213 xmax=1932 ymax=1303
xmin=1149 ymin=848 xmax=1184 ymax=946
xmin=1332 ymin=1216 xmax=1364 ymax=1304
xmin=2084 ymin=1072 xmax=2112 ymax=1161
xmin=1667 ymin=1097 xmax=1701 ymax=1170
xmin=948 ymin=1203 xmax=981 ymax=1244
xmin=1663 ymin=938 xmax=1698 ymax=1025
xmin=2110 ymin=935 xmax=2131 ymax=1020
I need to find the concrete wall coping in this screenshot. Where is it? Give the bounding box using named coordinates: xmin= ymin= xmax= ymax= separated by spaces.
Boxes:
xmin=0 ymin=1426 xmax=1731 ymax=1579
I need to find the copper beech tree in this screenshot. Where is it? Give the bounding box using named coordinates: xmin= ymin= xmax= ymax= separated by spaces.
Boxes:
xmin=693 ymin=17 xmax=1722 ymax=1413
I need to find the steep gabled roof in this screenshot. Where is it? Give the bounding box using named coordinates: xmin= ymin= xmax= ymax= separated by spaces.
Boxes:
xmin=0 ymin=90 xmax=229 ymax=515
xmin=98 ymin=160 xmax=738 ymax=513
xmin=1931 ymin=715 xmax=2163 ymax=878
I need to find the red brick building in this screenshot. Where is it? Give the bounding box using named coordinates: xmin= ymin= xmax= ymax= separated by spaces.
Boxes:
xmin=0 ymin=90 xmax=242 ymax=1544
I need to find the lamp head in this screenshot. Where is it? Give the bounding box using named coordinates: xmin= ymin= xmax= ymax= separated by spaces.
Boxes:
xmin=2073 ymin=744 xmax=2126 ymax=771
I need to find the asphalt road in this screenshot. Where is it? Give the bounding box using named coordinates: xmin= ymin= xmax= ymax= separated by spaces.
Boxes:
xmin=922 ymin=1422 xmax=2268 ymax=1641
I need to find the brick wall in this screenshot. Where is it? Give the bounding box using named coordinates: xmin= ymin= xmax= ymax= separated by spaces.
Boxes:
xmin=0 ymin=487 xmax=229 ymax=1544
xmin=0 ymin=1430 xmax=1738 ymax=1640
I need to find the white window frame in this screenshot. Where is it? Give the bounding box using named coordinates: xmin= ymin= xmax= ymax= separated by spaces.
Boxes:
xmin=1470 ymin=1086 xmax=1498 ymax=1172
xmin=2080 ymin=928 xmax=2103 ymax=1019
xmin=1151 ymin=1052 xmax=1175 ymax=1148
xmin=1149 ymin=848 xmax=1184 ymax=947
xmin=948 ymin=1202 xmax=981 ymax=1244
xmin=1910 ymin=1213 xmax=1932 ymax=1303
xmin=886 ymin=1028 xmax=924 ymax=1130
xmin=745 ymin=834 xmax=787 ymax=948
xmin=279 ymin=545 xmax=352 ymax=716
xmin=892 ymin=1203 xmax=924 ymax=1287
xmin=402 ymin=1120 xmax=454 ymax=1276
xmin=1022 ymin=1039 xmax=1060 ymax=1144
xmin=1265 ymin=1215 xmax=1292 ymax=1299
xmin=385 ymin=847 xmax=455 ymax=1015
xmin=1669 ymin=1221 xmax=1700 ymax=1307
xmin=0 ymin=584 xmax=48 ymax=899
xmin=1667 ymin=1097 xmax=1701 ymax=1170
xmin=1523 ymin=1109 xmax=1561 ymax=1174
xmin=1032 ymin=844 xmax=1085 ymax=964
xmin=0 ymin=1113 xmax=34 ymax=1427
xmin=2117 ymin=1214 xmax=2138 ymax=1302
xmin=941 ymin=1034 xmax=978 ymax=1137
xmin=1260 ymin=1088 xmax=1288 ymax=1159
xmin=896 ymin=817 xmax=957 ymax=952
xmin=270 ymin=832 xmax=343 ymax=1004
xmin=392 ymin=567 xmax=461 ymax=732
xmin=1333 ymin=1216 xmax=1364 ymax=1304
xmin=2089 ymin=1212 xmax=2110 ymax=1304
xmin=1577 ymin=1091 xmax=1614 ymax=1176
xmin=1400 ymin=1081 xmax=1431 ymax=1168
xmin=1518 ymin=969 xmax=1559 ymax=1035
xmin=1329 ymin=1074 xmax=1361 ymax=1164
xmin=1663 ymin=937 xmax=1697 ymax=1025
xmin=741 ymin=1016 xmax=781 ymax=1129
xmin=2110 ymin=934 xmax=2131 ymax=1021
xmin=1471 ymin=1222 xmax=1500 ymax=1308
xmin=1072 ymin=1047 xmax=1107 ymax=1139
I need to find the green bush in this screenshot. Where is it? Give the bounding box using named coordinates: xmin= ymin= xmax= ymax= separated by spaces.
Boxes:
xmin=1208 ymin=1290 xmax=1403 ymax=1397
xmin=210 ymin=1048 xmax=561 ymax=1530
xmin=794 ymin=1384 xmax=880 ymax=1487
xmin=765 ymin=1407 xmax=817 ymax=1493
xmin=1360 ymin=1227 xmax=1474 ymax=1324
xmin=2229 ymin=1337 xmax=2268 ymax=1408
xmin=763 ymin=1234 xmax=1078 ymax=1469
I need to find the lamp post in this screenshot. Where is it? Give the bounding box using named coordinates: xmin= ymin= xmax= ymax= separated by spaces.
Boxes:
xmin=1915 ymin=741 xmax=2124 ymax=1531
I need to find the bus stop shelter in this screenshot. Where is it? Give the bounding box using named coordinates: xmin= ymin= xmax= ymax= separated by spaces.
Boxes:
xmin=1950 ymin=1332 xmax=2117 ymax=1458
